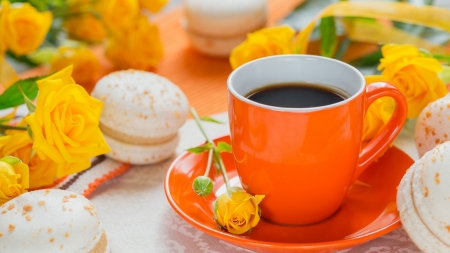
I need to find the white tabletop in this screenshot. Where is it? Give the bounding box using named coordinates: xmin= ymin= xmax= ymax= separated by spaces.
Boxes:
xmin=88 ymin=111 xmax=421 ymax=253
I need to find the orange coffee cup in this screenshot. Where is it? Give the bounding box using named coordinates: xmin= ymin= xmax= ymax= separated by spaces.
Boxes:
xmin=227 ymin=55 xmax=407 ymax=225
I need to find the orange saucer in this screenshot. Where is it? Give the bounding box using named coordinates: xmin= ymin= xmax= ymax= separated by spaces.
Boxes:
xmin=164 ymin=136 xmax=414 ymax=253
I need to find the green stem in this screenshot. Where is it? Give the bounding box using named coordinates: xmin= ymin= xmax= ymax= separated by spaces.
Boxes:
xmin=433 ymin=54 xmax=450 ymax=62
xmin=204 ymin=149 xmax=213 ymax=177
xmin=190 ymin=107 xmax=231 ymax=189
xmin=0 ymin=125 xmax=27 ymax=131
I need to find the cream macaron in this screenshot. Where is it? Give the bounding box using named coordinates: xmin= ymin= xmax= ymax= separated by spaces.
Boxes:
xmin=0 ymin=189 xmax=109 ymax=253
xmin=397 ymin=142 xmax=450 ymax=252
xmin=182 ymin=0 xmax=267 ymax=57
xmin=415 ymin=94 xmax=450 ymax=157
xmin=91 ymin=70 xmax=189 ymax=165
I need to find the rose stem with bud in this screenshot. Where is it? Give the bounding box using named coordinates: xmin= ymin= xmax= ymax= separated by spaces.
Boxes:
xmin=190 ymin=107 xmax=230 ymax=189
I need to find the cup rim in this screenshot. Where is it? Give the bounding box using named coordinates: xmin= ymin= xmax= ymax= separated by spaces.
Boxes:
xmin=227 ymin=54 xmax=366 ymax=112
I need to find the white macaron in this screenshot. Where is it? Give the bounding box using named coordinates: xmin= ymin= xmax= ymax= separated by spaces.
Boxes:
xmin=182 ymin=0 xmax=267 ymax=57
xmin=397 ymin=142 xmax=450 ymax=252
xmin=91 ymin=70 xmax=189 ymax=165
xmin=415 ymin=94 xmax=450 ymax=157
xmin=0 ymin=189 xmax=109 ymax=253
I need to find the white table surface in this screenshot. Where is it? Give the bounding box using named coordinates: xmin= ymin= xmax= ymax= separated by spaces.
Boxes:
xmin=88 ymin=111 xmax=422 ymax=253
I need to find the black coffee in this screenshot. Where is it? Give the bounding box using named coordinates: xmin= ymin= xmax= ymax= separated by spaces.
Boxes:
xmin=246 ymin=82 xmax=347 ymax=108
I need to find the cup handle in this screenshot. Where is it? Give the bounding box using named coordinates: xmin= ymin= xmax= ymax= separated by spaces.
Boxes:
xmin=352 ymin=82 xmax=407 ymax=182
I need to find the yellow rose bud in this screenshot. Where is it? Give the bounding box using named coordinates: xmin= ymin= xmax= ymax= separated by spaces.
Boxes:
xmin=0 ymin=121 xmax=58 ymax=189
xmin=379 ymin=44 xmax=448 ymax=119
xmin=50 ymin=46 xmax=100 ymax=89
xmin=138 ymin=0 xmax=167 ymax=13
xmin=214 ymin=187 xmax=264 ymax=235
xmin=230 ymin=25 xmax=296 ymax=70
xmin=64 ymin=0 xmax=106 ymax=43
xmin=105 ymin=15 xmax=163 ymax=70
xmin=25 ymin=66 xmax=111 ymax=178
xmin=0 ymin=1 xmax=52 ymax=56
xmin=0 ymin=156 xmax=29 ymax=204
xmin=96 ymin=0 xmax=139 ymax=32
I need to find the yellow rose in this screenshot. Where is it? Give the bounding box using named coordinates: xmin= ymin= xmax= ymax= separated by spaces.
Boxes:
xmin=139 ymin=0 xmax=167 ymax=13
xmin=230 ymin=25 xmax=296 ymax=70
xmin=50 ymin=46 xmax=100 ymax=88
xmin=379 ymin=44 xmax=448 ymax=118
xmin=105 ymin=15 xmax=163 ymax=70
xmin=0 ymin=1 xmax=52 ymax=56
xmin=0 ymin=156 xmax=29 ymax=204
xmin=64 ymin=0 xmax=106 ymax=43
xmin=362 ymin=76 xmax=396 ymax=142
xmin=0 ymin=2 xmax=7 ymax=55
xmin=214 ymin=187 xmax=264 ymax=234
xmin=96 ymin=0 xmax=139 ymax=32
xmin=0 ymin=121 xmax=58 ymax=189
xmin=25 ymin=66 xmax=111 ymax=178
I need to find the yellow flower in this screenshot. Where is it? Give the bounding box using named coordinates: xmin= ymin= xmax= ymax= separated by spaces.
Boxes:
xmin=214 ymin=187 xmax=264 ymax=234
xmin=230 ymin=25 xmax=296 ymax=70
xmin=0 ymin=2 xmax=8 ymax=55
xmin=0 ymin=1 xmax=52 ymax=56
xmin=138 ymin=0 xmax=167 ymax=13
xmin=105 ymin=15 xmax=163 ymax=70
xmin=362 ymin=76 xmax=396 ymax=142
xmin=96 ymin=0 xmax=139 ymax=32
xmin=25 ymin=66 xmax=111 ymax=178
xmin=0 ymin=121 xmax=58 ymax=189
xmin=0 ymin=156 xmax=29 ymax=204
xmin=50 ymin=46 xmax=100 ymax=87
xmin=64 ymin=0 xmax=106 ymax=43
xmin=379 ymin=44 xmax=448 ymax=118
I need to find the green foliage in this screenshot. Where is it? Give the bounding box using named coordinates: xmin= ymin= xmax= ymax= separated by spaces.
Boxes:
xmin=216 ymin=142 xmax=232 ymax=153
xmin=0 ymin=76 xmax=44 ymax=110
xmin=186 ymin=143 xmax=212 ymax=154
xmin=0 ymin=156 xmax=22 ymax=165
xmin=320 ymin=17 xmax=337 ymax=57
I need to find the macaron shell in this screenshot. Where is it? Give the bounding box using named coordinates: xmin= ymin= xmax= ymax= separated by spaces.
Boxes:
xmin=412 ymin=142 xmax=450 ymax=246
xmin=91 ymin=70 xmax=189 ymax=140
xmin=184 ymin=0 xmax=267 ymax=37
xmin=104 ymin=133 xmax=179 ymax=165
xmin=397 ymin=165 xmax=450 ymax=253
xmin=415 ymin=94 xmax=450 ymax=157
xmin=0 ymin=190 xmax=105 ymax=253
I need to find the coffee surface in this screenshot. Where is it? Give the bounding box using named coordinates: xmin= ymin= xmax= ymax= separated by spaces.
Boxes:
xmin=246 ymin=82 xmax=346 ymax=108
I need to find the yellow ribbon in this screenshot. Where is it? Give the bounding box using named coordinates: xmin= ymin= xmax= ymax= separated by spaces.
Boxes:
xmin=295 ymin=2 xmax=450 ymax=54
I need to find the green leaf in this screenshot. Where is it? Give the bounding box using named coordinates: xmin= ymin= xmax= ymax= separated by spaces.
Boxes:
xmin=334 ymin=37 xmax=351 ymax=60
xmin=186 ymin=143 xmax=212 ymax=154
xmin=6 ymin=51 xmax=39 ymax=67
xmin=27 ymin=126 xmax=34 ymax=140
xmin=439 ymin=66 xmax=450 ymax=84
xmin=0 ymin=156 xmax=22 ymax=166
xmin=18 ymin=85 xmax=36 ymax=114
xmin=200 ymin=116 xmax=224 ymax=124
xmin=0 ymin=76 xmax=44 ymax=110
xmin=216 ymin=142 xmax=232 ymax=153
xmin=28 ymin=47 xmax=57 ymax=65
xmin=320 ymin=17 xmax=337 ymax=58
